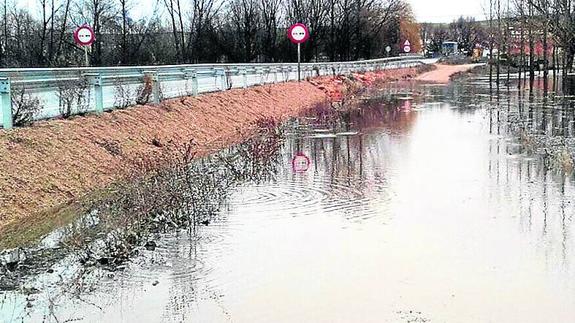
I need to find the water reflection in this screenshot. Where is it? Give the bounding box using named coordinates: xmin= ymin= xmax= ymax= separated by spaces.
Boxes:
xmin=2 ymin=78 xmax=575 ymax=322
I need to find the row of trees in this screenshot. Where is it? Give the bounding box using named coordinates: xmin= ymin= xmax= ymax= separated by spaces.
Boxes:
xmin=421 ymin=0 xmax=574 ymax=90
xmin=420 ymin=17 xmax=487 ymax=56
xmin=0 ymin=0 xmax=421 ymax=68
xmin=481 ymin=0 xmax=574 ymax=89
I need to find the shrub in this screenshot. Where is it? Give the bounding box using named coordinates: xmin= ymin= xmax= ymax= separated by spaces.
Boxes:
xmin=10 ymin=87 xmax=43 ymax=126
xmin=113 ymin=80 xmax=134 ymax=109
xmin=57 ymin=78 xmax=90 ymax=118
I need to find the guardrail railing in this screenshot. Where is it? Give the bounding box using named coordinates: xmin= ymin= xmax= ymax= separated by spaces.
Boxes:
xmin=0 ymin=55 xmax=425 ymax=129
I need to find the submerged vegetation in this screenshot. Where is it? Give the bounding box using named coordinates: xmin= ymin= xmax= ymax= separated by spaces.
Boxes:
xmin=518 ymin=129 xmax=575 ymax=173
xmin=0 ymin=73 xmax=378 ymax=291
xmin=0 ymin=117 xmax=284 ymax=289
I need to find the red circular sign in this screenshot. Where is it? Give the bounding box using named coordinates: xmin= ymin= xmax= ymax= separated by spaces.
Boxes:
xmin=74 ymin=25 xmax=95 ymax=46
xmin=288 ymin=23 xmax=310 ymax=44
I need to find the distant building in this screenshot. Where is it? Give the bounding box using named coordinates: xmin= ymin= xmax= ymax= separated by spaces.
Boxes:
xmin=442 ymin=42 xmax=458 ymax=56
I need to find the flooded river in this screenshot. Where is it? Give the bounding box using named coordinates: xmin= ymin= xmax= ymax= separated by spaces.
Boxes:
xmin=2 ymin=74 xmax=575 ymax=322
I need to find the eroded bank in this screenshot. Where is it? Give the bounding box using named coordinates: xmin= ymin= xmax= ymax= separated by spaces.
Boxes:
xmin=0 ymin=66 xmax=433 ymax=244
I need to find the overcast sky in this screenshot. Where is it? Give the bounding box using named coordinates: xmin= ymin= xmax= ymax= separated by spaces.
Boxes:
xmin=408 ymin=0 xmax=486 ymax=22
xmin=20 ymin=0 xmax=486 ymax=23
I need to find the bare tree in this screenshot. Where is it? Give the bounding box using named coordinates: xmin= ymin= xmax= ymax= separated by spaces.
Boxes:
xmin=0 ymin=0 xmax=421 ymax=67
xmin=0 ymin=0 xmax=7 ymax=66
xmin=187 ymin=0 xmax=221 ymax=63
xmin=75 ymin=0 xmax=117 ymax=66
xmin=449 ymin=17 xmax=481 ymax=55
xmin=524 ymin=0 xmax=573 ymax=81
xmin=229 ymin=0 xmax=260 ymax=62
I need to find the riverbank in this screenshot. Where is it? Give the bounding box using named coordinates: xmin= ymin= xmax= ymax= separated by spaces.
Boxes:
xmin=0 ymin=66 xmax=435 ymax=243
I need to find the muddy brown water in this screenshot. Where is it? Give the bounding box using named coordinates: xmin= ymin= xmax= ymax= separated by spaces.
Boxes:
xmin=2 ymin=74 xmax=575 ymax=322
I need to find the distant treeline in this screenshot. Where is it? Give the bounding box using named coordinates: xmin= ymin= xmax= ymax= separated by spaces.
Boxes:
xmin=0 ymin=0 xmax=421 ymax=68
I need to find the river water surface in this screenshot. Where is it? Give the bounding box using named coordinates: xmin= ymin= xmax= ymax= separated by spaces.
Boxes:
xmin=2 ymin=75 xmax=575 ymax=322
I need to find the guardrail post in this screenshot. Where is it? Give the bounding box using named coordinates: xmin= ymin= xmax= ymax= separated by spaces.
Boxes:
xmin=84 ymin=73 xmax=103 ymax=114
xmin=0 ymin=77 xmax=12 ymax=129
xmin=183 ymin=69 xmax=198 ymax=96
xmin=144 ymin=71 xmax=160 ymax=104
xmin=258 ymin=68 xmax=263 ymax=85
xmin=219 ymin=68 xmax=227 ymax=90
xmin=191 ymin=70 xmax=198 ymax=96
xmin=212 ymin=68 xmax=220 ymax=91
xmin=241 ymin=68 xmax=248 ymax=89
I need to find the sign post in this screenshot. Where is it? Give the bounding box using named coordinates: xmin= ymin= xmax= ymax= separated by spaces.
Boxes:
xmin=297 ymin=42 xmax=301 ymax=81
xmin=0 ymin=78 xmax=12 ymax=130
xmin=288 ymin=23 xmax=310 ymax=81
xmin=74 ymin=25 xmax=95 ymax=66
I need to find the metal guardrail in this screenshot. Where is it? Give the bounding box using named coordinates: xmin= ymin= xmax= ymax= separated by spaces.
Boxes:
xmin=0 ymin=55 xmax=425 ymax=129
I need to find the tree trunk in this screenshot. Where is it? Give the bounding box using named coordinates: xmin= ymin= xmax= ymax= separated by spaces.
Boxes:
xmin=528 ymin=3 xmax=534 ymax=89
xmin=496 ymin=0 xmax=501 ymax=87
xmin=542 ymin=22 xmax=548 ymax=93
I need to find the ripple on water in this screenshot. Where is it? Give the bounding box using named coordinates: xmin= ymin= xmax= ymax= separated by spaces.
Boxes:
xmin=230 ymin=174 xmax=391 ymax=224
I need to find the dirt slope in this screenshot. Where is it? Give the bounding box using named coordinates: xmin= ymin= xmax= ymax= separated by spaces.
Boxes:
xmin=0 ymin=83 xmax=326 ymax=229
xmin=0 ymin=66 xmax=430 ymax=234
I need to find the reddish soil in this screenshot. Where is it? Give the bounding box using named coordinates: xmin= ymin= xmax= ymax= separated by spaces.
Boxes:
xmin=0 ymin=66 xmax=426 ymax=233
xmin=416 ymin=63 xmax=483 ymax=83
xmin=311 ymin=67 xmax=428 ymax=101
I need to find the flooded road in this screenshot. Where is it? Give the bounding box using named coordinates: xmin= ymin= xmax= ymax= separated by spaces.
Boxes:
xmin=2 ymin=75 xmax=575 ymax=322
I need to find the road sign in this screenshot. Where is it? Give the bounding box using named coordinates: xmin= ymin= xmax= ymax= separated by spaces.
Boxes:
xmin=287 ymin=23 xmax=310 ymax=82
xmin=288 ymin=23 xmax=310 ymax=44
xmin=74 ymin=25 xmax=95 ymax=46
xmin=74 ymin=25 xmax=95 ymax=67
xmin=402 ymin=40 xmax=411 ymax=53
xmin=386 ymin=46 xmax=391 ymax=53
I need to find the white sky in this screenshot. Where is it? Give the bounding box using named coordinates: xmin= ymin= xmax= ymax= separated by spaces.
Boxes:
xmin=18 ymin=0 xmax=486 ymax=23
xmin=408 ymin=0 xmax=486 ymax=23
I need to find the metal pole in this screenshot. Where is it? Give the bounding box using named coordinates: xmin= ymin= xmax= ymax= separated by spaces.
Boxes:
xmin=191 ymin=70 xmax=198 ymax=96
xmin=85 ymin=73 xmax=103 ymax=114
xmin=0 ymin=77 xmax=12 ymax=129
xmin=145 ymin=71 xmax=160 ymax=104
xmin=242 ymin=68 xmax=248 ymax=88
xmin=84 ymin=46 xmax=89 ymax=67
xmin=297 ymin=43 xmax=301 ymax=81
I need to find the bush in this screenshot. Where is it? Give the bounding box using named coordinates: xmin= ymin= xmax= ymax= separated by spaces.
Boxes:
xmin=10 ymin=87 xmax=43 ymax=126
xmin=113 ymin=80 xmax=135 ymax=109
xmin=57 ymin=78 xmax=91 ymax=118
